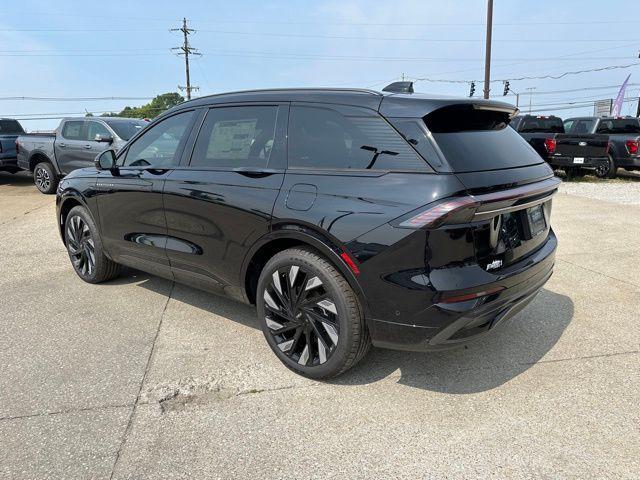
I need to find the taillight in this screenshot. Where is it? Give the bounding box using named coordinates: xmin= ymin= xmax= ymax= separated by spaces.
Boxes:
xmin=626 ymin=139 xmax=639 ymax=155
xmin=396 ymin=196 xmax=477 ymax=229
xmin=543 ymin=138 xmax=556 ymax=155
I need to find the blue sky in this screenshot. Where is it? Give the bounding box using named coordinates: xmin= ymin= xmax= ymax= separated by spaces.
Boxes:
xmin=1 ymin=0 xmax=639 ymax=130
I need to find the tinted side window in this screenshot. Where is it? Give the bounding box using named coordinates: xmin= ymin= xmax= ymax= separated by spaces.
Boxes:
xmin=61 ymin=121 xmax=84 ymax=140
xmin=122 ymin=111 xmax=194 ymax=168
xmin=191 ymin=106 xmax=278 ymax=168
xmin=86 ymin=121 xmax=111 ymax=141
xmin=288 ymin=105 xmax=428 ymax=171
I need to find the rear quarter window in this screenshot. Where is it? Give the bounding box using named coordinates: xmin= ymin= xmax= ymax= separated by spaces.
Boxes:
xmin=288 ymin=104 xmax=431 ymax=171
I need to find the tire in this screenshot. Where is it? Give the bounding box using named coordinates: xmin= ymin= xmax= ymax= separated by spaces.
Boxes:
xmin=256 ymin=247 xmax=370 ymax=379
xmin=594 ymin=155 xmax=617 ymax=179
xmin=64 ymin=206 xmax=120 ymax=283
xmin=33 ymin=161 xmax=59 ymax=194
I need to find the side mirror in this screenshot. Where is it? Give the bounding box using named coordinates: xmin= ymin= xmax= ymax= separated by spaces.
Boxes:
xmin=95 ymin=149 xmax=117 ymax=172
xmin=95 ymin=134 xmax=114 ymax=143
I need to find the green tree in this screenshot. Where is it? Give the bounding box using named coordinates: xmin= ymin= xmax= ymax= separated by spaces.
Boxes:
xmin=99 ymin=92 xmax=185 ymax=119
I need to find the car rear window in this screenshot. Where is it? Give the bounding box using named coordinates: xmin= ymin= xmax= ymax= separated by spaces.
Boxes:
xmin=596 ymin=119 xmax=640 ymax=134
xmin=421 ymin=104 xmax=544 ymax=173
xmin=518 ymin=117 xmax=564 ymax=133
xmin=0 ymin=119 xmax=24 ymax=135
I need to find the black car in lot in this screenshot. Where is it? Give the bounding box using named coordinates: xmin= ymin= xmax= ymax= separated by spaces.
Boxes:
xmin=509 ymin=114 xmax=564 ymax=160
xmin=554 ymin=116 xmax=640 ymax=178
xmin=0 ymin=118 xmax=26 ymax=173
xmin=56 ymin=86 xmax=559 ymax=378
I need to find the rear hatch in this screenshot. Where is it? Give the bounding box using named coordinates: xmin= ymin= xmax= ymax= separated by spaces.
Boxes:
xmin=384 ymin=99 xmax=557 ymax=268
xmin=554 ymin=134 xmax=609 ymax=158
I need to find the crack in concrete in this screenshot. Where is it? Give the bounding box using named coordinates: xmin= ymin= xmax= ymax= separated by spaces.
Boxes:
xmin=557 ymin=258 xmax=640 ymax=290
xmin=108 ymin=281 xmax=175 ymax=480
xmin=1 ymin=350 xmax=635 ymax=423
xmin=155 ymin=381 xmax=320 ymax=414
xmin=0 ymin=202 xmax=51 ymax=227
xmin=0 ymin=402 xmax=134 ymax=422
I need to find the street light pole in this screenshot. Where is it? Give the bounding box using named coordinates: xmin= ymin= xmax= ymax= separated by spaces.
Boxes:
xmin=483 ymin=0 xmax=494 ymax=99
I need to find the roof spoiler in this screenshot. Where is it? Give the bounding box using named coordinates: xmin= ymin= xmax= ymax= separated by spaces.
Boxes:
xmin=382 ymin=81 xmax=414 ymax=94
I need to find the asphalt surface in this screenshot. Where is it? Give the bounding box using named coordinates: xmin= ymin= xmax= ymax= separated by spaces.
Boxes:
xmin=1 ymin=170 xmax=638 ymax=479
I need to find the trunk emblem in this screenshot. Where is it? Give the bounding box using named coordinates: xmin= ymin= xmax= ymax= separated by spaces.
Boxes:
xmin=486 ymin=259 xmax=503 ymax=271
xmin=578 ymin=141 xmax=587 ymax=146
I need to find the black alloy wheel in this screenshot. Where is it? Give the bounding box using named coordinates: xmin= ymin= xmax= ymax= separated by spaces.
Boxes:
xmin=263 ymin=264 xmax=340 ymax=367
xmin=66 ymin=214 xmax=96 ymax=278
xmin=64 ymin=206 xmax=121 ymax=283
xmin=257 ymin=247 xmax=370 ymax=379
xmin=594 ymin=156 xmax=617 ymax=179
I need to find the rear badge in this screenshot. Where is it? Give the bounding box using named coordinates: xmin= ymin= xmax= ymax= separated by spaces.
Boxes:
xmin=486 ymin=259 xmax=503 ymax=271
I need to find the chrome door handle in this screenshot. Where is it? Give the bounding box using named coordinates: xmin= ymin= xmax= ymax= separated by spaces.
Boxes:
xmin=84 ymin=144 xmax=92 ymax=149
xmin=58 ymin=143 xmax=67 ymax=147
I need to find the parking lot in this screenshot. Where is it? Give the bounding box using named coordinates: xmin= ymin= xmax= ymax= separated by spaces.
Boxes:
xmin=0 ymin=170 xmax=638 ymax=479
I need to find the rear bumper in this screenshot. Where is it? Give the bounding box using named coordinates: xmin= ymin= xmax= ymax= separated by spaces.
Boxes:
xmin=369 ymin=231 xmax=557 ymax=352
xmin=548 ymin=156 xmax=608 ymax=169
xmin=0 ymin=154 xmax=17 ymax=168
xmin=615 ymin=155 xmax=640 ymax=168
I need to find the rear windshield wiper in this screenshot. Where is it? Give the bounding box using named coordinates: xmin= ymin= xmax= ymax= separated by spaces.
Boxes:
xmin=360 ymin=145 xmax=398 ymax=169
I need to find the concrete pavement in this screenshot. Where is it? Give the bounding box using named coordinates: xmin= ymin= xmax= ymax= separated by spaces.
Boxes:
xmin=0 ymin=170 xmax=638 ymax=479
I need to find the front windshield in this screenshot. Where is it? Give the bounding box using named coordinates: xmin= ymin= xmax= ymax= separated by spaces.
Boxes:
xmin=105 ymin=120 xmax=147 ymax=141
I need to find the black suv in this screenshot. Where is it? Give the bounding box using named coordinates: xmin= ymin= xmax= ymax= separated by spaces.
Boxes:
xmin=56 ymin=86 xmax=559 ymax=378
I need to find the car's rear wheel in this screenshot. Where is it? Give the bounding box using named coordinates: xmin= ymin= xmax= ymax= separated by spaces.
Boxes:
xmin=256 ymin=247 xmax=370 ymax=379
xmin=65 ymin=206 xmax=120 ymax=283
xmin=594 ymin=155 xmax=617 ymax=179
xmin=33 ymin=161 xmax=58 ymax=194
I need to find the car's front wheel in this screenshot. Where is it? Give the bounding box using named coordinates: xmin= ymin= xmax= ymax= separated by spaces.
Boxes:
xmin=64 ymin=206 xmax=120 ymax=283
xmin=256 ymin=247 xmax=370 ymax=379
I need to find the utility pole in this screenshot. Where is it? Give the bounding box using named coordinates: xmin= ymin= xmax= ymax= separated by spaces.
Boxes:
xmin=171 ymin=18 xmax=201 ymax=100
xmin=526 ymin=87 xmax=537 ymax=113
xmin=483 ymin=0 xmax=493 ymax=99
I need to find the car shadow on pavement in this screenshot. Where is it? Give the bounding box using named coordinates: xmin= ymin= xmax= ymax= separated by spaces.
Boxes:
xmin=336 ymin=289 xmax=574 ymax=394
xmin=0 ymin=170 xmax=34 ymax=187
xmin=113 ymin=270 xmax=572 ymax=394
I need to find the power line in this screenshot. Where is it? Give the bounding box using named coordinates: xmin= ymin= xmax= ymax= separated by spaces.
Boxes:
xmin=194 ymin=29 xmax=640 ymax=43
xmin=3 ymin=26 xmax=639 ymax=43
xmin=1 ymin=47 xmax=636 ymax=62
xmin=6 ymin=15 xmax=640 ymax=27
xmin=411 ymin=62 xmax=640 ymax=85
xmin=171 ymin=18 xmax=200 ymax=100
xmin=0 ymin=96 xmax=154 ymax=101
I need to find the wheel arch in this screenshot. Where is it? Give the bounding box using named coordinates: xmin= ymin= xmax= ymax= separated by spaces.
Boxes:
xmin=28 ymin=151 xmax=57 ymax=172
xmin=241 ymin=228 xmax=370 ymax=318
xmin=57 ymin=192 xmax=91 ymax=245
